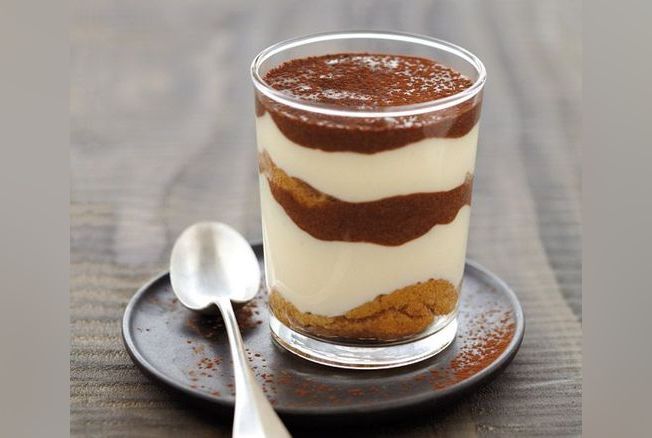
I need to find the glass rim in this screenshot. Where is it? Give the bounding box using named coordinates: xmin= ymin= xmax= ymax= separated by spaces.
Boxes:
xmin=250 ymin=30 xmax=486 ymax=119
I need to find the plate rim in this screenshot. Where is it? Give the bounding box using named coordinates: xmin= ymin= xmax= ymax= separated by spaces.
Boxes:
xmin=121 ymin=246 xmax=525 ymax=417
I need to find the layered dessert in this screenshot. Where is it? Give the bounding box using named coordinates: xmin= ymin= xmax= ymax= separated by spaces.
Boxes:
xmin=255 ymin=53 xmax=481 ymax=342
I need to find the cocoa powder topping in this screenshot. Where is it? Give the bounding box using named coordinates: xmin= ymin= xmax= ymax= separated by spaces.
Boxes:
xmin=263 ymin=53 xmax=473 ymax=108
xmin=256 ymin=53 xmax=482 ymax=153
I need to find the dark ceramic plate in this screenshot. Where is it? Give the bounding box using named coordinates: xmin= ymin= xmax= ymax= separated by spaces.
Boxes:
xmin=122 ymin=244 xmax=524 ymax=423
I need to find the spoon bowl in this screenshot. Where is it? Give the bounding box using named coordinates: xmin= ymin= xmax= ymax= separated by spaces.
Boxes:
xmin=170 ymin=222 xmax=260 ymax=310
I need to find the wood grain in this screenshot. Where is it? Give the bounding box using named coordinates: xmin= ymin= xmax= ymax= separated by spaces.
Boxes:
xmin=71 ymin=0 xmax=581 ymax=436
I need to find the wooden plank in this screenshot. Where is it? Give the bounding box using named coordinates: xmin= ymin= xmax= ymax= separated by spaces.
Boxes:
xmin=71 ymin=0 xmax=581 ymax=435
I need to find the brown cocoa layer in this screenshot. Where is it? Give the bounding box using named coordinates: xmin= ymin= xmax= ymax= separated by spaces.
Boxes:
xmin=259 ymin=151 xmax=472 ymax=246
xmin=269 ymin=279 xmax=458 ymax=341
xmin=264 ymin=53 xmax=474 ymax=107
xmin=257 ymin=53 xmax=482 ymax=153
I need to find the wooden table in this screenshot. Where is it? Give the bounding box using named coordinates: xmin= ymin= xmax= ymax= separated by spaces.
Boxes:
xmin=71 ymin=0 xmax=581 ymax=435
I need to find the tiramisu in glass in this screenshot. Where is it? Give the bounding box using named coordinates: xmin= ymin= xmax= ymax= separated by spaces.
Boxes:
xmin=251 ymin=32 xmax=486 ymax=369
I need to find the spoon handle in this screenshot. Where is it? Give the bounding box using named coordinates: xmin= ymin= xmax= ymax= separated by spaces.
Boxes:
xmin=215 ymin=298 xmax=291 ymax=438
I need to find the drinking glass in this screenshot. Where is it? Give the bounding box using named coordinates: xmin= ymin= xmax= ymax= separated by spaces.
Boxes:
xmin=251 ymin=31 xmax=486 ymax=369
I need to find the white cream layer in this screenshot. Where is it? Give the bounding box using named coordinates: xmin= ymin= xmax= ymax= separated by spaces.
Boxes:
xmin=256 ymin=113 xmax=479 ymax=202
xmin=260 ymin=179 xmax=470 ymax=316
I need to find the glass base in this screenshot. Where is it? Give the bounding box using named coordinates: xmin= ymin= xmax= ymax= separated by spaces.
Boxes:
xmin=269 ymin=314 xmax=458 ymax=370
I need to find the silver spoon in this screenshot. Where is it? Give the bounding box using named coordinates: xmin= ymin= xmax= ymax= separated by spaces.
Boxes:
xmin=170 ymin=222 xmax=291 ymax=438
